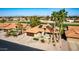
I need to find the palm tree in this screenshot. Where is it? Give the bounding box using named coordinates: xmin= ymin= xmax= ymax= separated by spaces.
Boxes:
xmin=58 ymin=9 xmax=68 ymax=41
xmin=51 ymin=9 xmax=68 ymax=43
xmin=51 ymin=11 xmax=58 ymax=43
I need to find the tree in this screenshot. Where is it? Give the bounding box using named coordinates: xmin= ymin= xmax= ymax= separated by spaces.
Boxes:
xmin=51 ymin=11 xmax=59 ymax=26
xmin=30 ymin=16 xmax=41 ymax=27
xmin=58 ymin=9 xmax=67 ymax=35
xmin=51 ymin=11 xmax=59 ymax=44
xmin=51 ymin=9 xmax=68 ymax=42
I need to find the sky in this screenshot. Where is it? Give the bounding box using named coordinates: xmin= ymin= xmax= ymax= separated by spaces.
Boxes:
xmin=0 ymin=8 xmax=79 ymax=16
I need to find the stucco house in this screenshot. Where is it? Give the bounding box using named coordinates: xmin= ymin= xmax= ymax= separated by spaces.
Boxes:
xmin=66 ymin=18 xmax=75 ymax=23
xmin=25 ymin=24 xmax=59 ymax=40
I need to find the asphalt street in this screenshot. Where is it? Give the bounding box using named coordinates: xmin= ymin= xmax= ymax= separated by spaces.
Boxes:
xmin=0 ymin=39 xmax=43 ymax=51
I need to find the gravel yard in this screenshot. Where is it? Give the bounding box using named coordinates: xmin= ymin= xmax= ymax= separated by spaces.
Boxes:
xmin=0 ymin=31 xmax=70 ymax=51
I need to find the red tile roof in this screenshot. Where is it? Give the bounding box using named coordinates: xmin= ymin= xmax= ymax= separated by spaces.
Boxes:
xmin=0 ymin=23 xmax=28 ymax=29
xmin=66 ymin=26 xmax=79 ymax=39
xmin=25 ymin=24 xmax=55 ymax=34
xmin=0 ymin=23 xmax=15 ymax=29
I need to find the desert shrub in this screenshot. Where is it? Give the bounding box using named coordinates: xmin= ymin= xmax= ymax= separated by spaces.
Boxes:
xmin=33 ymin=38 xmax=39 ymax=41
xmin=41 ymin=39 xmax=45 ymax=43
xmin=56 ymin=40 xmax=59 ymax=42
xmin=52 ymin=40 xmax=55 ymax=43
xmin=53 ymin=44 xmax=56 ymax=46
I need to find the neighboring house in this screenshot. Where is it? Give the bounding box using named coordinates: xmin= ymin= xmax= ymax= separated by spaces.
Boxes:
xmin=67 ymin=19 xmax=74 ymax=23
xmin=12 ymin=17 xmax=19 ymax=21
xmin=19 ymin=17 xmax=26 ymax=22
xmin=66 ymin=18 xmax=74 ymax=23
xmin=0 ymin=23 xmax=31 ymax=35
xmin=0 ymin=23 xmax=17 ymax=31
xmin=75 ymin=17 xmax=79 ymax=22
xmin=0 ymin=23 xmax=28 ymax=31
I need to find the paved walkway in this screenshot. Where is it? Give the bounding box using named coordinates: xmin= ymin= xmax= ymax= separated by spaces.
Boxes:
xmin=67 ymin=38 xmax=79 ymax=51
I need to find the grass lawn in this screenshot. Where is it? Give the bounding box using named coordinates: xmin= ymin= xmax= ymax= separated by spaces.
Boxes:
xmin=63 ymin=23 xmax=79 ymax=27
xmin=0 ymin=21 xmax=31 ymax=24
xmin=1 ymin=20 xmax=79 ymax=27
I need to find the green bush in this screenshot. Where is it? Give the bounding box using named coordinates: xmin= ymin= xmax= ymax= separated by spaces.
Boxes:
xmin=41 ymin=39 xmax=45 ymax=43
xmin=6 ymin=28 xmax=19 ymax=36
xmin=33 ymin=38 xmax=39 ymax=41
xmin=11 ymin=31 xmax=17 ymax=36
xmin=7 ymin=31 xmax=17 ymax=36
